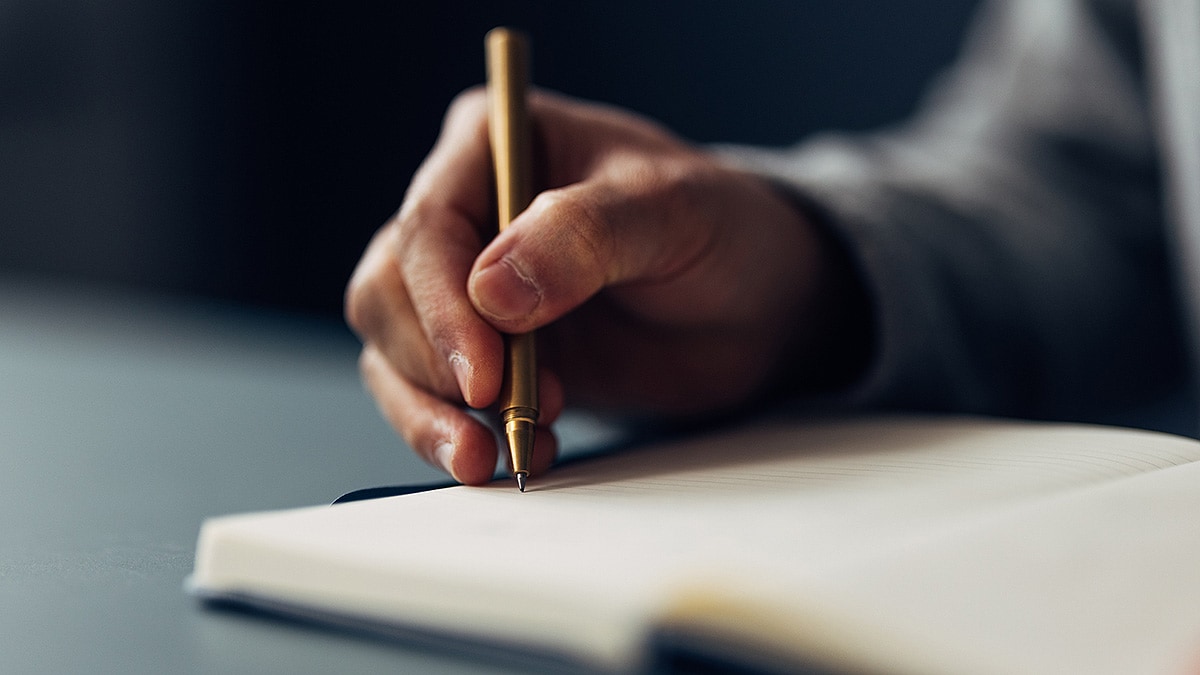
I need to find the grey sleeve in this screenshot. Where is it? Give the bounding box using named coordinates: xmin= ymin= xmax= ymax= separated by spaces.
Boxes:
xmin=718 ymin=0 xmax=1189 ymax=422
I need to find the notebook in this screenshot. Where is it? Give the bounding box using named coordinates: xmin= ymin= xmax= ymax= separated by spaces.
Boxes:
xmin=189 ymin=415 xmax=1200 ymax=674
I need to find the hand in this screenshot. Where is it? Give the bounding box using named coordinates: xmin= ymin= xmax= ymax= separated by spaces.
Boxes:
xmin=345 ymin=88 xmax=867 ymax=484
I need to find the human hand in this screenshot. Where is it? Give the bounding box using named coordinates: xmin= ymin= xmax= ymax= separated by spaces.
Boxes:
xmin=346 ymin=89 xmax=865 ymax=484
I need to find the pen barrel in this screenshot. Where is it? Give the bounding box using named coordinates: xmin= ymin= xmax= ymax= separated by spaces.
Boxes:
xmin=486 ymin=28 xmax=532 ymax=231
xmin=487 ymin=27 xmax=538 ymax=479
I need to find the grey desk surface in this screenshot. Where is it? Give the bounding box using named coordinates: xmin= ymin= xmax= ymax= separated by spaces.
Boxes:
xmin=0 ymin=280 xmax=614 ymax=674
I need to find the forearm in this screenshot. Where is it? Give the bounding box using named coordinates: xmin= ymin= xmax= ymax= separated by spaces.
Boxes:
xmin=718 ymin=0 xmax=1190 ymax=421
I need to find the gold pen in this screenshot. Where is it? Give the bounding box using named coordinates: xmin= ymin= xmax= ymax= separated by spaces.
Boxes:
xmin=485 ymin=28 xmax=538 ymax=492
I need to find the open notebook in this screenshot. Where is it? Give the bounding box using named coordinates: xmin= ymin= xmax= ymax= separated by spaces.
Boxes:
xmin=189 ymin=416 xmax=1200 ymax=674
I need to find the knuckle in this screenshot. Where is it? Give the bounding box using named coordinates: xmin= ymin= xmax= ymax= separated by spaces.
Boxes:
xmin=641 ymin=154 xmax=707 ymax=212
xmin=343 ymin=266 xmax=377 ymax=336
xmin=345 ymin=221 xmax=403 ymax=336
xmin=356 ymin=347 xmax=375 ymax=380
xmin=445 ymin=86 xmax=488 ymax=130
xmin=391 ymin=200 xmax=434 ymax=258
xmin=534 ymin=188 xmax=616 ymax=276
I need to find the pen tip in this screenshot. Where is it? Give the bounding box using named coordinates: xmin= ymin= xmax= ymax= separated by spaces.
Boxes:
xmin=515 ymin=472 xmax=527 ymax=493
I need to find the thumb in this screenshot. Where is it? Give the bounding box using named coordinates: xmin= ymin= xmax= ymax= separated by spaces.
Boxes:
xmin=467 ymin=169 xmax=713 ymax=332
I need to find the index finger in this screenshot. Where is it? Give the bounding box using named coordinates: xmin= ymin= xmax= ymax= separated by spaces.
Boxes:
xmin=346 ymin=87 xmax=504 ymax=408
xmin=395 ymin=87 xmax=508 ymax=408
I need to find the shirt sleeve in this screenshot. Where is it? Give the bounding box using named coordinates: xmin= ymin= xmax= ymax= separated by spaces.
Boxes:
xmin=716 ymin=0 xmax=1190 ymax=423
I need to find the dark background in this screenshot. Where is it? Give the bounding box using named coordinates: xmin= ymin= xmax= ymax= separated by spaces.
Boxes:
xmin=0 ymin=1 xmax=980 ymax=318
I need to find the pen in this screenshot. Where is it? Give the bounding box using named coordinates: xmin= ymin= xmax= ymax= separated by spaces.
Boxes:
xmin=486 ymin=28 xmax=538 ymax=492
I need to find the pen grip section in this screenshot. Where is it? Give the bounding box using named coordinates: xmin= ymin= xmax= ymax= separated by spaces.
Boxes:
xmin=500 ymin=330 xmax=539 ymax=414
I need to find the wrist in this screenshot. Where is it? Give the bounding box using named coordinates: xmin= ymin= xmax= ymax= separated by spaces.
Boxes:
xmin=772 ymin=185 xmax=876 ymax=398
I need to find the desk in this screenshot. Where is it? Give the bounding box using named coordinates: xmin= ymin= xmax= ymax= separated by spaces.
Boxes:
xmin=0 ymin=280 xmax=609 ymax=674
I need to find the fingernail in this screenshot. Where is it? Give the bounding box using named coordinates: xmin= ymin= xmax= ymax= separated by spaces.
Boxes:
xmin=471 ymin=257 xmax=541 ymax=320
xmin=434 ymin=441 xmax=459 ymax=482
xmin=448 ymin=351 xmax=472 ymax=401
